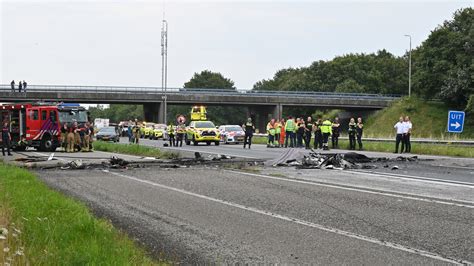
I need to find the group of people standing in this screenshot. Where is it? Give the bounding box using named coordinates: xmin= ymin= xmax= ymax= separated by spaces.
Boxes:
xmin=60 ymin=121 xmax=94 ymax=152
xmin=394 ymin=116 xmax=412 ymax=153
xmin=10 ymin=80 xmax=27 ymax=93
xmin=167 ymin=119 xmax=187 ymax=147
xmin=243 ymin=116 xmax=364 ymax=151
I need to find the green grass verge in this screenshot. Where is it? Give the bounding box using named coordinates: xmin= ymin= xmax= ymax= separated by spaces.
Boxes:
xmin=251 ymin=136 xmax=473 ymax=157
xmin=0 ymin=163 xmax=161 ymax=265
xmin=364 ymin=97 xmax=474 ymax=139
xmin=93 ymin=141 xmax=179 ymax=159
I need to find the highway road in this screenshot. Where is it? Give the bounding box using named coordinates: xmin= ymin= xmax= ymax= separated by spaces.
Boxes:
xmin=34 ymin=139 xmax=473 ymax=264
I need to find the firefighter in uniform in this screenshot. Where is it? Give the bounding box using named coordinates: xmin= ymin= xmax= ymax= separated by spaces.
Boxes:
xmin=67 ymin=122 xmax=76 ymax=153
xmin=133 ymin=123 xmax=140 ymax=144
xmin=2 ymin=121 xmax=12 ymax=156
xmin=82 ymin=122 xmax=91 ymax=152
xmin=243 ymin=118 xmax=255 ymax=149
xmin=73 ymin=121 xmax=81 ymax=151
xmin=320 ymin=118 xmax=332 ymax=150
xmin=60 ymin=122 xmax=68 ymax=152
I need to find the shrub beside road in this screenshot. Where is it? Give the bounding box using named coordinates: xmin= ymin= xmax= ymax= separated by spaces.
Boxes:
xmin=0 ymin=163 xmax=160 ymax=265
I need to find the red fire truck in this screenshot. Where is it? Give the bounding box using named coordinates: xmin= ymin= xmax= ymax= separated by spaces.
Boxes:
xmin=0 ymin=103 xmax=88 ymax=151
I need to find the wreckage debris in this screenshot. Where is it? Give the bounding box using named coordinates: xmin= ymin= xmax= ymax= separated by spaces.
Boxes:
xmin=266 ymin=149 xmax=420 ymax=170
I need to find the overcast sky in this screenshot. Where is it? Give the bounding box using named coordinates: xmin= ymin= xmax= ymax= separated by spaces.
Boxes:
xmin=1 ymin=0 xmax=471 ymax=89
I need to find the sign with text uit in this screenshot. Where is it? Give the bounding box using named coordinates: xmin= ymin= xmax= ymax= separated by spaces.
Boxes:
xmin=447 ymin=111 xmax=465 ymax=133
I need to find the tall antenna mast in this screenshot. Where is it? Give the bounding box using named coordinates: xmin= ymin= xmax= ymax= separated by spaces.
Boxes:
xmin=161 ymin=5 xmax=168 ymax=124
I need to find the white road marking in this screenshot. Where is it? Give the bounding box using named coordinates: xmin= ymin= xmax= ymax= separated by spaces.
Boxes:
xmin=227 ymin=171 xmax=474 ymax=208
xmin=103 ymin=170 xmax=470 ymax=265
xmin=346 ymin=170 xmax=474 ymax=187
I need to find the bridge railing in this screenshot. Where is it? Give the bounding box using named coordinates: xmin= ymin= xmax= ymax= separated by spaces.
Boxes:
xmin=0 ymin=84 xmax=401 ymax=100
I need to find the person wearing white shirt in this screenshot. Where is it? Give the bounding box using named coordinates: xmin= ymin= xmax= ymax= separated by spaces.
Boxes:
xmin=394 ymin=116 xmax=405 ymax=153
xmin=404 ymin=116 xmax=413 ymax=153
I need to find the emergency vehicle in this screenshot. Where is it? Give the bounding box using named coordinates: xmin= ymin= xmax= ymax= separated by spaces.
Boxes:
xmin=0 ymin=103 xmax=88 ymax=151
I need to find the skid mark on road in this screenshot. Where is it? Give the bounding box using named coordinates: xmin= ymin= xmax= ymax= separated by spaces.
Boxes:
xmin=103 ymin=169 xmax=471 ymax=265
xmin=227 ymin=171 xmax=474 ymax=209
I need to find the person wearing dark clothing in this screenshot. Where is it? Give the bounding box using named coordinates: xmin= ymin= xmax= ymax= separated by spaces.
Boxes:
xmin=60 ymin=122 xmax=68 ymax=151
xmin=348 ymin=118 xmax=357 ymax=150
xmin=331 ymin=117 xmax=340 ymax=149
xmin=2 ymin=122 xmax=12 ymax=156
xmin=10 ymin=80 xmax=15 ymax=92
xmin=305 ymin=117 xmax=313 ymax=149
xmin=394 ymin=116 xmax=405 ymax=153
xmin=314 ymin=119 xmax=323 ymax=149
xmin=18 ymin=81 xmax=22 ymax=93
xmin=243 ymin=118 xmax=255 ymax=149
xmin=22 ymin=81 xmax=27 ymax=92
xmin=356 ymin=117 xmax=364 ymax=150
xmin=296 ymin=118 xmax=305 ymax=148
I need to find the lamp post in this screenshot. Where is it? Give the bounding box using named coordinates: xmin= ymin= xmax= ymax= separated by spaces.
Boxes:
xmin=161 ymin=19 xmax=168 ymax=124
xmin=404 ymin=34 xmax=412 ymax=97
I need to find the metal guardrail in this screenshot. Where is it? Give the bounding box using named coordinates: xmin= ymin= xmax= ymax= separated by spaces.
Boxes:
xmin=0 ymin=85 xmax=401 ymax=100
xmin=251 ymin=134 xmax=474 ymax=146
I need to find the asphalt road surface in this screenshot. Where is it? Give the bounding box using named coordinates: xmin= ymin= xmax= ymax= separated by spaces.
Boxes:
xmin=36 ymin=140 xmax=474 ymax=264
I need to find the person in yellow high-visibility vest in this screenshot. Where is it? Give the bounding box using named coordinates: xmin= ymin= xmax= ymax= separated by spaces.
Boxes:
xmin=274 ymin=120 xmax=281 ymax=147
xmin=320 ymin=118 xmax=332 ymax=150
xmin=284 ymin=116 xmax=295 ymax=148
xmin=167 ymin=123 xmax=176 ymax=147
xmin=266 ymin=119 xmax=276 ymax=148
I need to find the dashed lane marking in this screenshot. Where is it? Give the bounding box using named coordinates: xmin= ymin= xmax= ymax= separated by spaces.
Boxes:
xmin=103 ymin=170 xmax=471 ymax=265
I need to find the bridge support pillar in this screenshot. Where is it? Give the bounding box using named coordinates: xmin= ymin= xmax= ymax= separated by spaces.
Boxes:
xmin=143 ymin=102 xmax=163 ymax=123
xmin=248 ymin=104 xmax=282 ymax=134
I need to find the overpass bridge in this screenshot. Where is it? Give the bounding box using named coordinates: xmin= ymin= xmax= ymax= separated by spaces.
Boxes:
xmin=1 ymin=85 xmax=400 ymax=131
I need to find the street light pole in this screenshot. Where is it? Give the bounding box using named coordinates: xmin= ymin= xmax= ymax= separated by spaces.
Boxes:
xmin=404 ymin=34 xmax=412 ymax=97
xmin=161 ymin=19 xmax=168 ymax=124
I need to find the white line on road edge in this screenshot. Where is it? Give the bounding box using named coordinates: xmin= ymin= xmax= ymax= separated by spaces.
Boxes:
xmin=227 ymin=171 xmax=474 ymax=209
xmin=346 ymin=170 xmax=474 ymax=188
xmin=103 ymin=170 xmax=469 ymax=265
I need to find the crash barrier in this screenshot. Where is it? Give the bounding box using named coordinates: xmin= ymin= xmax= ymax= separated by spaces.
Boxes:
xmin=252 ymin=134 xmax=474 ymax=146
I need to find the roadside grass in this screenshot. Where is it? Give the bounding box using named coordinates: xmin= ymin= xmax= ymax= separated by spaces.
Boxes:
xmin=364 ymin=97 xmax=474 ymax=139
xmin=0 ymin=163 xmax=162 ymax=265
xmin=251 ymin=136 xmax=473 ymax=157
xmin=93 ymin=141 xmax=179 ymax=159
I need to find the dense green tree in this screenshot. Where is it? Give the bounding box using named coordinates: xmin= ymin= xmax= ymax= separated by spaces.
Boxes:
xmin=412 ymin=7 xmax=473 ymax=107
xmin=88 ymin=104 xmax=143 ymax=123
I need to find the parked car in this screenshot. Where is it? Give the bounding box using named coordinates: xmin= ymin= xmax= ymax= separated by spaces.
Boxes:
xmin=218 ymin=125 xmax=245 ymax=144
xmin=185 ymin=120 xmax=220 ymax=146
xmin=151 ymin=124 xmax=167 ymax=140
xmin=96 ymin=127 xmax=120 ymax=142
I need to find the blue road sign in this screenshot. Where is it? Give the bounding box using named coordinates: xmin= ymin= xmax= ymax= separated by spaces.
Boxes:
xmin=447 ymin=110 xmax=465 ymax=133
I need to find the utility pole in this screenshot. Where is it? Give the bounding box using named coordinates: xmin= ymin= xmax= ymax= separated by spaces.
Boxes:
xmin=161 ymin=19 xmax=168 ymax=124
xmin=404 ymin=34 xmax=412 ymax=97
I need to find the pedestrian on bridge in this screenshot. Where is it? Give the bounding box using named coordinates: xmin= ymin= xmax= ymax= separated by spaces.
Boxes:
xmin=22 ymin=81 xmax=27 ymax=93
xmin=243 ymin=117 xmax=255 ymax=149
xmin=10 ymin=80 xmax=15 ymax=92
xmin=18 ymin=80 xmax=22 ymax=93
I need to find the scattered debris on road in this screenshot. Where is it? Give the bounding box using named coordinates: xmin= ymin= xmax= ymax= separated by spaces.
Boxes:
xmin=266 ymin=149 xmax=421 ymax=170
